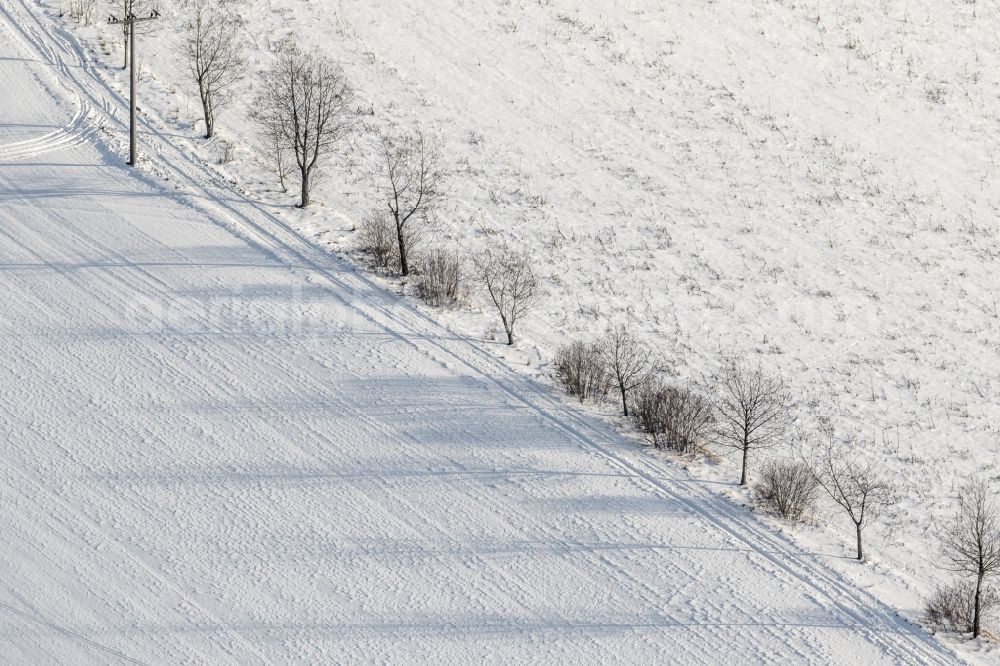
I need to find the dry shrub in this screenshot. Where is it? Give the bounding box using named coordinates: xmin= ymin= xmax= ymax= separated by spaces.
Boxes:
xmin=555 ymin=341 xmax=607 ymax=402
xmin=359 ymin=210 xmax=398 ymax=271
xmin=755 ymin=459 xmax=819 ymax=522
xmin=925 ymin=581 xmax=999 ymax=634
xmin=417 ymin=248 xmax=463 ymax=306
xmin=632 ymin=380 xmax=712 ymax=454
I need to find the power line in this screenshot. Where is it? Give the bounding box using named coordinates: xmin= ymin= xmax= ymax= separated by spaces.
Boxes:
xmin=108 ymin=9 xmax=160 ymax=167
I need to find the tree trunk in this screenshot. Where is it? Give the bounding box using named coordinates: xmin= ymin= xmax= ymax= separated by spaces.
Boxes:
xmin=506 ymin=329 xmax=513 ymax=345
xmin=299 ymin=169 xmax=310 ymax=207
xmin=201 ymin=90 xmax=213 ymax=139
xmin=123 ymin=33 xmax=129 ymax=69
xmin=739 ymin=444 xmax=749 ymax=486
xmin=974 ymin=574 xmax=983 ymax=637
xmin=397 ymin=224 xmax=409 ymax=276
xmin=855 ymin=523 xmax=863 ymax=561
xmin=620 ymin=385 xmax=628 ymax=417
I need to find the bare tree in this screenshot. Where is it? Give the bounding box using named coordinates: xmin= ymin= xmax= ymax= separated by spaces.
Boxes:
xmin=601 ymin=324 xmax=653 ymax=417
xmin=379 ymin=129 xmax=446 ymax=276
xmin=69 ymin=0 xmax=97 ymax=25
xmin=250 ymin=45 xmax=354 ymax=207
xmin=940 ymin=478 xmax=1000 ymax=638
xmin=710 ymin=359 xmax=790 ymax=486
xmin=813 ymin=438 xmax=896 ymax=561
xmin=473 ymin=245 xmax=540 ymax=345
xmin=257 ymin=123 xmax=291 ymax=193
xmin=181 ymin=0 xmax=246 ymax=139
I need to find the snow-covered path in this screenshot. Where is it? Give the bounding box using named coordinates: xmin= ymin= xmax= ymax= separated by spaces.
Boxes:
xmin=0 ymin=1 xmax=961 ymax=663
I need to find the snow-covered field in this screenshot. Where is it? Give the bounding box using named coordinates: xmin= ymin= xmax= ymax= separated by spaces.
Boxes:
xmin=0 ymin=0 xmax=997 ymax=662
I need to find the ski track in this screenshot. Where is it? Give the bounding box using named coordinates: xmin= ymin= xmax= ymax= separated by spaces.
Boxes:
xmin=0 ymin=11 xmax=98 ymax=162
xmin=0 ymin=0 xmax=963 ymax=663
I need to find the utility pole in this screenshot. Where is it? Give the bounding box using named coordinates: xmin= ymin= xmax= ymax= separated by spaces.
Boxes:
xmin=108 ymin=9 xmax=159 ymax=166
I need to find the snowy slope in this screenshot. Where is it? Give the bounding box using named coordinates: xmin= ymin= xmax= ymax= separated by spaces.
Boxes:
xmin=51 ymin=0 xmax=1000 ymax=658
xmin=0 ymin=0 xmax=969 ymax=663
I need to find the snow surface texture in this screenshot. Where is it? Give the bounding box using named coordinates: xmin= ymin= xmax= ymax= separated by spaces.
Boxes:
xmin=61 ymin=0 xmax=1000 ymax=659
xmin=0 ymin=0 xmax=972 ymax=663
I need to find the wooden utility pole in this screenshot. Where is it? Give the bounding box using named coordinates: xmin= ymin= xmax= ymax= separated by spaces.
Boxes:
xmin=108 ymin=9 xmax=159 ymax=166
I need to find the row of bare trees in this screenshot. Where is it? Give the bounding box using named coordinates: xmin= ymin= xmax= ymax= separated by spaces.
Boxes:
xmin=168 ymin=10 xmax=931 ymax=601
xmin=554 ymin=332 xmax=1000 ymax=637
xmin=556 ymin=332 xmax=792 ymax=487
xmin=553 ymin=338 xmax=873 ymax=562
xmin=189 ymin=11 xmax=447 ymax=243
xmin=176 ymin=1 xmax=352 ymax=207
xmin=177 ymin=2 xmax=545 ymax=345
xmin=109 ymin=3 xmax=446 ymax=271
xmin=748 ymin=437 xmax=895 ymax=564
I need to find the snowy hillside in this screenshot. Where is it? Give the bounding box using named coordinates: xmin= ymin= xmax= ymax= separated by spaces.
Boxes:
xmin=1 ymin=0 xmax=998 ymax=661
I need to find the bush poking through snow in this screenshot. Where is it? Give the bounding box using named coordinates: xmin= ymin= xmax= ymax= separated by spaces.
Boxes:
xmin=555 ymin=341 xmax=607 ymax=402
xmin=925 ymin=580 xmax=999 ymax=635
xmin=358 ymin=210 xmax=398 ymax=272
xmin=417 ymin=248 xmax=463 ymax=306
xmin=755 ymin=459 xmax=819 ymax=522
xmin=631 ymin=380 xmax=713 ymax=454
xmin=630 ymin=381 xmax=665 ymax=444
xmin=473 ymin=244 xmax=540 ymax=346
xmin=660 ymin=385 xmax=714 ymax=454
